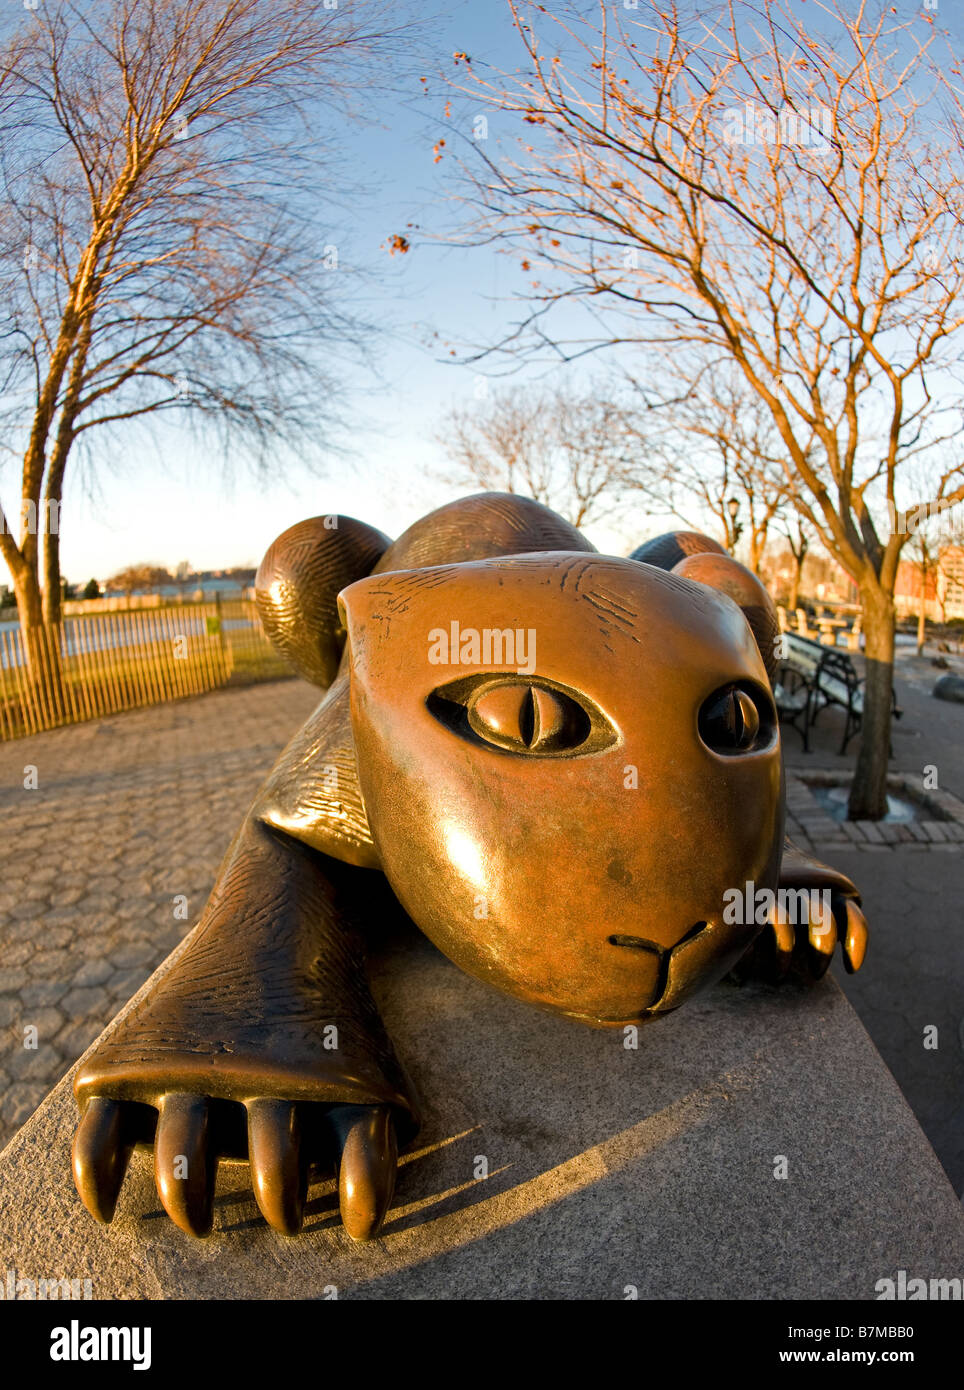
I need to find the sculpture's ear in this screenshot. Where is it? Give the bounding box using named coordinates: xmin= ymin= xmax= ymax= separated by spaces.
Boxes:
xmin=671 ymin=552 xmax=780 ymax=683
xmin=255 ymin=515 xmax=391 ymax=689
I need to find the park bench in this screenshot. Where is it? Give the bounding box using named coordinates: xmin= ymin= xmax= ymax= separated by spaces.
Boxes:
xmin=773 ymin=633 xmax=821 ymax=752
xmin=774 ymin=632 xmax=902 ymax=754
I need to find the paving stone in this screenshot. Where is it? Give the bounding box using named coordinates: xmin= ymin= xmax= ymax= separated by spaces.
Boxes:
xmin=41 ymin=926 xmax=73 ymax=950
xmin=0 ymin=942 xmax=35 ymax=968
xmin=29 ymin=950 xmax=72 ymax=979
xmin=59 ymin=986 xmax=111 ymax=1017
xmin=855 ymin=821 xmax=884 ymax=843
xmin=73 ymin=895 xmax=116 ymax=916
xmin=55 ymin=888 xmax=87 ymax=907
xmin=4 ymin=921 xmax=45 ymax=945
xmin=18 ymin=979 xmax=69 ymax=1009
xmin=110 ymin=941 xmax=158 ymax=969
xmin=14 ymin=881 xmax=54 ymax=903
xmin=43 ymin=902 xmax=86 ymax=924
xmin=75 ymin=936 xmax=111 ymax=960
xmin=8 ymin=1046 xmax=62 ymax=1083
xmin=53 ymin=874 xmax=91 ymax=892
xmin=28 ymin=866 xmax=61 ymax=886
xmin=0 ymin=997 xmax=19 ymax=1028
xmin=70 ymin=959 xmax=114 ymax=988
xmin=108 ymin=967 xmax=152 ymax=1002
xmin=7 ymin=902 xmax=43 ymax=923
xmin=17 ymin=1007 xmax=64 ymax=1041
xmin=54 ymin=1018 xmax=107 ymax=1058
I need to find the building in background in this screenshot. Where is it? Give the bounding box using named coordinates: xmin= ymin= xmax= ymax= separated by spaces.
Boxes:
xmin=895 ymin=545 xmax=964 ymax=622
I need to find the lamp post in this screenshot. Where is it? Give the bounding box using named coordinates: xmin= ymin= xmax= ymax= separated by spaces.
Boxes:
xmin=727 ymin=495 xmax=743 ymax=549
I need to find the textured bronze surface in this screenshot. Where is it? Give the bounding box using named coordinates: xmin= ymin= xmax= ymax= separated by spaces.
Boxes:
xmin=71 ymin=493 xmax=869 ymax=1241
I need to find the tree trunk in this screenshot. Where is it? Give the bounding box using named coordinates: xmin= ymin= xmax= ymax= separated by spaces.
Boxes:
xmin=916 ymin=599 xmax=926 ymax=656
xmin=788 ymin=554 xmax=803 ymax=610
xmin=847 ymin=585 xmax=895 ymax=821
xmin=42 ymin=517 xmax=63 ymax=627
xmin=11 ymin=566 xmax=67 ymax=726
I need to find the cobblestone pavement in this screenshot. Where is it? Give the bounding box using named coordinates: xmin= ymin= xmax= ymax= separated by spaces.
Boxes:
xmin=0 ymin=678 xmax=319 ymax=1152
xmin=0 ymin=648 xmax=961 ymax=1197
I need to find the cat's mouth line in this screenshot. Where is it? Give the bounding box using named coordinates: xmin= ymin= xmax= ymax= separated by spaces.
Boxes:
xmin=607 ymin=920 xmax=710 ymax=958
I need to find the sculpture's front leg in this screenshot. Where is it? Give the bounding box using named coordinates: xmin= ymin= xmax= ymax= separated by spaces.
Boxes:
xmin=733 ymin=838 xmax=869 ymax=982
xmin=71 ymin=815 xmax=418 ymax=1239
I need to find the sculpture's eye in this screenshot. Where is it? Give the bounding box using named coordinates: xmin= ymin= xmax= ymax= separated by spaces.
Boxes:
xmin=698 ymin=683 xmax=773 ymax=755
xmin=427 ymin=676 xmax=616 ymax=757
xmin=469 ymin=682 xmax=589 ymax=753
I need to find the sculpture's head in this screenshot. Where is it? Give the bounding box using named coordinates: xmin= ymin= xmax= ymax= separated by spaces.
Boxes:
xmin=338 ymin=553 xmax=783 ymax=1027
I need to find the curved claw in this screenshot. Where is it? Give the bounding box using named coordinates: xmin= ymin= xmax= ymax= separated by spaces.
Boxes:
xmin=247 ymin=1098 xmax=307 ymax=1236
xmin=329 ymin=1104 xmax=398 ymax=1242
xmin=840 ymin=897 xmax=869 ymax=974
xmin=154 ymin=1094 xmax=216 ymax=1237
xmin=806 ymin=893 xmax=837 ymax=979
xmin=765 ymin=900 xmax=796 ymax=979
xmin=72 ymin=1096 xmax=132 ymax=1224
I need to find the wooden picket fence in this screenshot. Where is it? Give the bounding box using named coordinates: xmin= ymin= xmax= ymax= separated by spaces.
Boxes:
xmin=0 ymin=598 xmax=294 ymax=740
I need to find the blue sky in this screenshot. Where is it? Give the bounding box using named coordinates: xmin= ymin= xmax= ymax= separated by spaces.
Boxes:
xmin=39 ymin=0 xmax=964 ymax=585
xmin=53 ymin=0 xmax=668 ymax=586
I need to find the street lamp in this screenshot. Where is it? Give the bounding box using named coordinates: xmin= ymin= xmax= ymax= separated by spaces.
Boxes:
xmin=727 ymin=495 xmax=743 ymax=547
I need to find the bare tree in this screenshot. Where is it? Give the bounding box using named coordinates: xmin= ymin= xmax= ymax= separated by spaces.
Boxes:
xmin=0 ymin=0 xmax=405 ymax=704
xmin=447 ymin=0 xmax=964 ymax=818
xmin=636 ymin=363 xmax=798 ymax=572
xmin=780 ymin=515 xmax=812 ymax=613
xmin=437 ymin=381 xmax=646 ymax=529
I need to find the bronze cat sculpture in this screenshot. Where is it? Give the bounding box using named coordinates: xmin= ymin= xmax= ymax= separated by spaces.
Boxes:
xmin=71 ymin=494 xmax=867 ymax=1241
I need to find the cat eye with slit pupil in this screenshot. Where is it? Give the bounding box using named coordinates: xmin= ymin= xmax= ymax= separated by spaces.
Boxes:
xmin=426 ymin=674 xmax=613 ymax=757
xmin=699 ymin=686 xmax=765 ymax=752
xmin=519 ymin=687 xmax=536 ymax=746
xmin=470 ymin=682 xmax=587 ymax=752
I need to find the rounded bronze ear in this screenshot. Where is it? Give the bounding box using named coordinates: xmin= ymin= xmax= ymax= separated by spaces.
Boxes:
xmin=255 ymin=515 xmax=391 ymax=689
xmin=671 ymin=552 xmax=780 ymax=682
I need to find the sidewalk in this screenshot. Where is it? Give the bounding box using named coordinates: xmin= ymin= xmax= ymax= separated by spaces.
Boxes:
xmin=0 ymin=679 xmax=318 ymax=1153
xmin=782 ymin=638 xmax=964 ymax=1197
